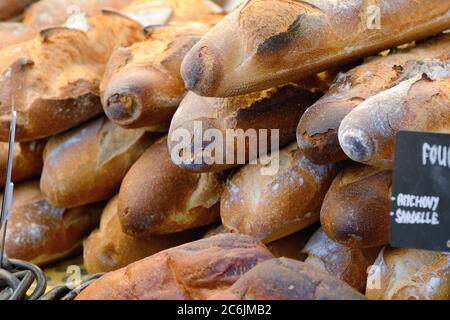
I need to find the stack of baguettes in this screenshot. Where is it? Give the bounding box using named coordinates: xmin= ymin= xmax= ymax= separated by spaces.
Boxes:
xmin=0 ymin=0 xmax=448 ymax=300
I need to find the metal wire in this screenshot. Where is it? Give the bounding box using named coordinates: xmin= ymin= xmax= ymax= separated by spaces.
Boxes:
xmin=0 ymin=256 xmax=47 ymax=300
xmin=40 ymin=273 xmax=104 ymax=300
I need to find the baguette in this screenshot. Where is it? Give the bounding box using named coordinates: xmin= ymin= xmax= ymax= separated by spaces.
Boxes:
xmin=204 ymin=224 xmax=317 ymax=261
xmin=303 ymin=227 xmax=381 ymax=292
xmin=83 ymin=196 xmax=204 ymax=273
xmin=4 ymin=180 xmax=102 ymax=266
xmin=168 ymin=85 xmax=322 ymax=173
xmin=297 ymin=34 xmax=450 ymax=165
xmin=101 ymin=20 xmax=218 ymax=129
xmin=118 ymin=136 xmax=223 ymax=237
xmin=366 ymin=247 xmax=449 ymax=300
xmin=0 ymin=11 xmax=145 ymax=142
xmin=0 ymin=140 xmax=45 ymax=187
xmin=181 ymin=0 xmax=450 ymax=97
xmin=40 ymin=117 xmax=160 ymax=208
xmin=208 ymin=258 xmax=366 ymax=300
xmin=0 ymin=0 xmax=36 ymax=21
xmin=76 ymin=234 xmax=274 ymax=300
xmin=221 ymin=143 xmax=339 ymax=243
xmin=339 ymin=59 xmax=450 ymax=168
xmin=321 ymin=163 xmax=391 ymax=248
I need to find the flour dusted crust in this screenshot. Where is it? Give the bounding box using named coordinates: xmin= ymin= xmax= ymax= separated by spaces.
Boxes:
xmin=76 ymin=234 xmax=274 ymax=300
xmin=0 ymin=11 xmax=145 ymax=142
xmin=4 ymin=180 xmax=102 ymax=266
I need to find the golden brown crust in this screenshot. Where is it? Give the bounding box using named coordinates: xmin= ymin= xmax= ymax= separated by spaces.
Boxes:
xmin=168 ymin=84 xmax=322 ymax=172
xmin=0 ymin=139 xmax=45 ymax=187
xmin=0 ymin=0 xmax=36 ymax=21
xmin=320 ymin=163 xmax=391 ymax=248
xmin=0 ymin=23 xmax=36 ymax=49
xmin=221 ymin=143 xmax=340 ymax=243
xmin=40 ymin=117 xmax=160 ymax=208
xmin=181 ymin=0 xmax=450 ymax=97
xmin=303 ymin=228 xmax=381 ymax=292
xmin=366 ymin=247 xmax=449 ymax=300
xmin=76 ymin=234 xmax=274 ymax=300
xmin=101 ymin=20 xmax=216 ymax=128
xmin=297 ymin=34 xmax=450 ymax=165
xmin=83 ymin=196 xmax=205 ymax=273
xmin=339 ymin=60 xmax=450 ymax=168
xmin=208 ymin=258 xmax=366 ymax=300
xmin=0 ymin=12 xmax=145 ymax=142
xmin=118 ymin=136 xmax=224 ymax=237
xmin=4 ymin=180 xmax=102 ymax=266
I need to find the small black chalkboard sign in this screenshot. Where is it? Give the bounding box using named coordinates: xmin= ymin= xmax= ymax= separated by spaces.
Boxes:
xmin=391 ymin=131 xmax=450 ymax=253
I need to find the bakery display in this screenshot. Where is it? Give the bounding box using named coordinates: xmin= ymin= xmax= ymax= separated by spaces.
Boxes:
xmin=297 ymin=34 xmax=450 ymax=165
xmin=76 ymin=234 xmax=274 ymax=300
xmin=4 ymin=180 xmax=102 ymax=266
xmin=221 ymin=143 xmax=339 ymax=243
xmin=118 ymin=136 xmax=223 ymax=237
xmin=0 ymin=0 xmax=448 ymax=302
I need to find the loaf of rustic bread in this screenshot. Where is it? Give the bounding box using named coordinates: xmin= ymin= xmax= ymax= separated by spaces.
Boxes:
xmin=40 ymin=117 xmax=160 ymax=208
xmin=0 ymin=140 xmax=45 ymax=187
xmin=118 ymin=136 xmax=223 ymax=237
xmin=297 ymin=34 xmax=450 ymax=165
xmin=83 ymin=195 xmax=204 ymax=273
xmin=0 ymin=0 xmax=36 ymax=21
xmin=101 ymin=20 xmax=218 ymax=129
xmin=221 ymin=143 xmax=339 ymax=243
xmin=76 ymin=234 xmax=274 ymax=300
xmin=303 ymin=228 xmax=381 ymax=292
xmin=168 ymin=85 xmax=322 ymax=172
xmin=0 ymin=11 xmax=145 ymax=142
xmin=5 ymin=180 xmax=102 ymax=266
xmin=181 ymin=0 xmax=450 ymax=97
xmin=321 ymin=163 xmax=391 ymax=248
xmin=366 ymin=247 xmax=449 ymax=300
xmin=204 ymin=224 xmax=317 ymax=261
xmin=339 ymin=59 xmax=450 ymax=168
xmin=208 ymin=258 xmax=366 ymax=300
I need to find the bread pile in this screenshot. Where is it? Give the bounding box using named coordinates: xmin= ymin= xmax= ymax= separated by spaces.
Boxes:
xmin=0 ymin=0 xmax=448 ymax=300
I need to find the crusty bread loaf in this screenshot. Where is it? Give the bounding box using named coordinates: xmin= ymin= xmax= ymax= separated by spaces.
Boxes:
xmin=297 ymin=34 xmax=450 ymax=165
xmin=339 ymin=59 xmax=450 ymax=168
xmin=118 ymin=136 xmax=223 ymax=237
xmin=101 ymin=20 xmax=218 ymax=129
xmin=76 ymin=234 xmax=274 ymax=300
xmin=221 ymin=143 xmax=340 ymax=243
xmin=168 ymin=85 xmax=322 ymax=173
xmin=181 ymin=0 xmax=450 ymax=97
xmin=303 ymin=228 xmax=381 ymax=292
xmin=0 ymin=11 xmax=145 ymax=142
xmin=0 ymin=0 xmax=36 ymax=21
xmin=321 ymin=163 xmax=391 ymax=248
xmin=366 ymin=247 xmax=449 ymax=300
xmin=208 ymin=258 xmax=366 ymax=300
xmin=83 ymin=195 xmax=204 ymax=273
xmin=0 ymin=23 xmax=36 ymax=49
xmin=0 ymin=140 xmax=45 ymax=187
xmin=204 ymin=224 xmax=317 ymax=261
xmin=40 ymin=117 xmax=160 ymax=208
xmin=4 ymin=180 xmax=102 ymax=266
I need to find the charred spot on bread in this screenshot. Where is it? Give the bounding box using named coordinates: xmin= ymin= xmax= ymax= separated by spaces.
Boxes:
xmin=256 ymin=14 xmax=305 ymax=56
